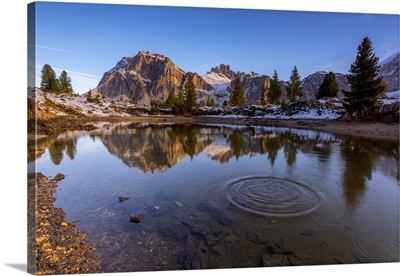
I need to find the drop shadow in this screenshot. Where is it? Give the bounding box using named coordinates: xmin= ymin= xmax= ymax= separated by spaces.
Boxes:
xmin=5 ymin=263 xmax=27 ymax=273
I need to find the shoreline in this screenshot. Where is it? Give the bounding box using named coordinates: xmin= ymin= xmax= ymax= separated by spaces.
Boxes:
xmin=28 ymin=173 xmax=101 ymax=274
xmin=29 ymin=115 xmax=399 ymax=142
xmin=90 ymin=116 xmax=400 ymax=142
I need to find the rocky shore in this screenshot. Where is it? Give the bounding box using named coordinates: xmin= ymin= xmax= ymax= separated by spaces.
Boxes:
xmin=28 ymin=173 xmax=101 ymax=274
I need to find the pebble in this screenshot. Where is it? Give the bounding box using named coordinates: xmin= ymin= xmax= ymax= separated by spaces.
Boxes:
xmin=118 ymin=197 xmax=129 ymax=202
xmin=130 ymin=213 xmax=145 ymax=223
xmin=175 ymin=201 xmax=183 ymax=207
xmin=53 ymin=173 xmax=65 ymax=181
xmin=300 ymin=228 xmax=314 ymax=236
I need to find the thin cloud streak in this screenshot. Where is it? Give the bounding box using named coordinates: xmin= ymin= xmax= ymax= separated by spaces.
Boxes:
xmin=35 ymin=63 xmax=102 ymax=93
xmin=35 ymin=63 xmax=101 ymax=81
xmin=33 ymin=44 xmax=73 ymax=53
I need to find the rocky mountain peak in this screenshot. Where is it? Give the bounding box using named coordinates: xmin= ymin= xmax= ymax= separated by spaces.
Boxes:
xmin=96 ymin=51 xmax=210 ymax=105
xmin=300 ymin=71 xmax=350 ymax=101
xmin=210 ymin=64 xmax=237 ymax=80
xmin=379 ymin=51 xmax=399 ymax=92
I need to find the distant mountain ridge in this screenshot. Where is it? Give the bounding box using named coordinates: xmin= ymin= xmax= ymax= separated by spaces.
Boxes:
xmin=94 ymin=50 xmax=399 ymax=106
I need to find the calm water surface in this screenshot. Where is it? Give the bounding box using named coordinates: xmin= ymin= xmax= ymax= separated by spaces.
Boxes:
xmin=28 ymin=122 xmax=399 ymax=272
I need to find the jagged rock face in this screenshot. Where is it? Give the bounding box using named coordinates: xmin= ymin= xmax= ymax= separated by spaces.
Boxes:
xmin=241 ymin=74 xmax=271 ymax=104
xmin=379 ymin=52 xmax=399 ymax=92
xmin=204 ymin=64 xmax=271 ymax=105
xmin=210 ymin=64 xmax=237 ymax=80
xmin=301 ymin=72 xmax=350 ymax=100
xmin=96 ymin=51 xmax=212 ymax=105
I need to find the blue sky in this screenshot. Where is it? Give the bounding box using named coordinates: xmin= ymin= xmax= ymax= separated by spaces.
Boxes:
xmin=31 ymin=1 xmax=399 ymax=94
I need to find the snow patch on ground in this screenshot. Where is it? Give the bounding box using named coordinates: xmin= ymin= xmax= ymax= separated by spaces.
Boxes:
xmin=385 ymin=90 xmax=400 ymax=102
xmin=28 ymin=88 xmax=350 ymax=120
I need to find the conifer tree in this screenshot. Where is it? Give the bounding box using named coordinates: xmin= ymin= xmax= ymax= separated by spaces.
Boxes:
xmin=165 ymin=92 xmax=177 ymax=108
xmin=40 ymin=64 xmax=59 ymax=91
xmin=286 ymin=66 xmax=302 ymax=102
xmin=267 ymin=70 xmax=282 ymax=105
xmin=229 ymin=77 xmax=246 ymax=106
xmin=205 ymin=96 xmax=216 ymax=107
xmin=58 ymin=70 xmax=74 ymax=94
xmin=342 ymin=37 xmax=387 ymax=113
xmin=177 ymin=91 xmax=185 ymax=106
xmin=260 ymin=86 xmax=267 ymax=105
xmin=316 ymin=72 xmax=339 ymax=99
xmin=184 ymin=76 xmax=197 ymax=112
xmin=172 ymin=91 xmax=187 ymax=114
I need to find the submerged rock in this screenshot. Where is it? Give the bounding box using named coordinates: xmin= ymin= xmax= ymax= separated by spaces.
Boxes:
xmin=198 ymin=200 xmax=233 ymax=226
xmin=180 ymin=238 xmax=209 ymax=269
xmin=130 ymin=213 xmax=145 ymax=223
xmin=263 ymin=254 xmax=284 ymax=266
xmin=158 ymin=219 xmax=189 ymax=241
xmin=266 ymin=243 xmax=294 ymax=255
xmin=118 ymin=197 xmax=129 ymax=202
xmin=179 ymin=217 xmax=212 ymax=237
xmin=300 ymin=228 xmax=314 ymax=236
xmin=205 ymin=234 xmax=219 ymax=245
xmin=246 ymin=231 xmax=268 ymax=244
xmin=53 ymin=173 xmax=65 ymax=181
xmin=190 ymin=225 xmax=211 ymax=236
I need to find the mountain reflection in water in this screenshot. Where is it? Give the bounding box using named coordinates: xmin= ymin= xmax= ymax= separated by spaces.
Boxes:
xmin=29 ymin=122 xmax=399 ymax=272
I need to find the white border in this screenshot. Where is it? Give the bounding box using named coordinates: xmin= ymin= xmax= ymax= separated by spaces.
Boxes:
xmin=0 ymin=1 xmax=398 ymax=276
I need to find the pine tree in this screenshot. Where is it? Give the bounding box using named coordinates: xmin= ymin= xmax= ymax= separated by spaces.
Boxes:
xmin=58 ymin=70 xmax=74 ymax=94
xmin=40 ymin=64 xmax=59 ymax=91
xmin=184 ymin=76 xmax=197 ymax=112
xmin=316 ymin=72 xmax=339 ymax=99
xmin=205 ymin=96 xmax=216 ymax=107
xmin=172 ymin=91 xmax=187 ymax=114
xmin=267 ymin=70 xmax=282 ymax=105
xmin=165 ymin=92 xmax=177 ymax=108
xmin=342 ymin=37 xmax=387 ymax=113
xmin=260 ymin=86 xmax=267 ymax=105
xmin=286 ymin=66 xmax=302 ymax=102
xmin=229 ymin=77 xmax=246 ymax=106
xmin=177 ymin=91 xmax=185 ymax=106
xmin=209 ymin=97 xmax=216 ymax=107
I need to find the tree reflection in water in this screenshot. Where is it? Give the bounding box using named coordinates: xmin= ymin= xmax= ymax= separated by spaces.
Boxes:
xmin=341 ymin=139 xmax=385 ymax=209
xmin=48 ymin=137 xmax=78 ymax=165
xmin=30 ymin=124 xmax=398 ymax=183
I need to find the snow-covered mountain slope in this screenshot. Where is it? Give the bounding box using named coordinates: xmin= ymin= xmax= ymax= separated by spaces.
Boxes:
xmin=203 ymin=71 xmax=232 ymax=90
xmin=200 ymin=71 xmax=232 ymax=106
xmin=379 ymin=51 xmax=399 ymax=92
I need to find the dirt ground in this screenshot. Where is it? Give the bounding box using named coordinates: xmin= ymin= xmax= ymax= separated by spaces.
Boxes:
xmin=86 ymin=116 xmax=399 ymax=142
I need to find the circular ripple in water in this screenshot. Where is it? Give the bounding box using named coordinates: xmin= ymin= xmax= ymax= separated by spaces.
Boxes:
xmin=354 ymin=233 xmax=399 ymax=262
xmin=226 ymin=177 xmax=320 ymax=217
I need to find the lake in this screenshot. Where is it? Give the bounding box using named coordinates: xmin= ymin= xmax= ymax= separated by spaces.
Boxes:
xmin=28 ymin=122 xmax=399 ymax=272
